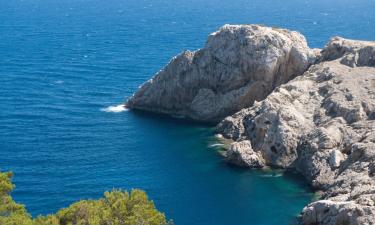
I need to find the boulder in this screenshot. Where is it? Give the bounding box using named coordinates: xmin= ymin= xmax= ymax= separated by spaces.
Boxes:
xmin=226 ymin=140 xmax=265 ymax=168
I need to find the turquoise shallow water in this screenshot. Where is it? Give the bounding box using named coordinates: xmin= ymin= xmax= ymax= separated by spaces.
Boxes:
xmin=1 ymin=0 xmax=375 ymax=224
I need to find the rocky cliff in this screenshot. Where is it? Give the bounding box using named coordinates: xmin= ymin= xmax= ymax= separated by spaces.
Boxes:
xmin=217 ymin=37 xmax=375 ymax=224
xmin=126 ymin=25 xmax=317 ymax=122
xmin=126 ymin=25 xmax=375 ymax=225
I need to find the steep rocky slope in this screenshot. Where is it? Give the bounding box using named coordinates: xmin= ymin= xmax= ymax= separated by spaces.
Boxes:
xmin=126 ymin=25 xmax=317 ymax=122
xmin=217 ymin=37 xmax=375 ymax=225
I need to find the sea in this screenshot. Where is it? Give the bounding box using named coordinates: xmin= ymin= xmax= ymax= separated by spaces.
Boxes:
xmin=1 ymin=0 xmax=374 ymax=224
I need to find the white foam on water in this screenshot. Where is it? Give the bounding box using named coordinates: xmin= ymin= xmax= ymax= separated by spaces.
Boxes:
xmin=259 ymin=174 xmax=283 ymax=178
xmin=101 ymin=104 xmax=128 ymax=113
xmin=209 ymin=143 xmax=224 ymax=148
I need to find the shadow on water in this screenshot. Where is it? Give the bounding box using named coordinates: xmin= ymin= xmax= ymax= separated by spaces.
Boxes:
xmin=127 ymin=108 xmax=217 ymax=127
xmin=100 ymin=106 xmax=318 ymax=225
xmin=226 ymin=162 xmax=314 ymax=189
xmin=283 ymin=170 xmax=315 ymax=192
xmin=130 ymin=107 xmax=315 ymax=191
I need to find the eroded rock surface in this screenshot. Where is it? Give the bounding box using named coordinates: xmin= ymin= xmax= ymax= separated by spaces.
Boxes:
xmin=217 ymin=37 xmax=375 ymax=225
xmin=126 ymin=24 xmax=316 ymax=122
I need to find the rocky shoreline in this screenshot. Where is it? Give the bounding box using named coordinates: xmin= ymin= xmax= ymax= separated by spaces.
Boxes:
xmin=126 ymin=25 xmax=375 ymax=225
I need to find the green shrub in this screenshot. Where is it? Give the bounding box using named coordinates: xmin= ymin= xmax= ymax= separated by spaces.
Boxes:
xmin=0 ymin=171 xmax=171 ymax=225
xmin=0 ymin=172 xmax=33 ymax=225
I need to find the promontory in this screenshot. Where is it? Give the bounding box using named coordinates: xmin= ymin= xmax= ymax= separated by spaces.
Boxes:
xmin=126 ymin=24 xmax=375 ymax=225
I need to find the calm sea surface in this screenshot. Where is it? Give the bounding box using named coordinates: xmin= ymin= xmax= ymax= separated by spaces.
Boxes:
xmin=1 ymin=0 xmax=374 ymax=224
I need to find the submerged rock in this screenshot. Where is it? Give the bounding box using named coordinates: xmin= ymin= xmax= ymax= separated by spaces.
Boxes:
xmin=226 ymin=140 xmax=265 ymax=167
xmin=217 ymin=37 xmax=375 ymax=225
xmin=126 ymin=24 xmax=317 ymax=122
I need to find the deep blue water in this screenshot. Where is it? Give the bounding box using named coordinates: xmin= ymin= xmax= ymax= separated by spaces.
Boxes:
xmin=1 ymin=0 xmax=375 ymax=224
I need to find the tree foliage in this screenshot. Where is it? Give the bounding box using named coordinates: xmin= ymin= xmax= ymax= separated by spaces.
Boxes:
xmin=0 ymin=171 xmax=171 ymax=225
xmin=0 ymin=172 xmax=33 ymax=225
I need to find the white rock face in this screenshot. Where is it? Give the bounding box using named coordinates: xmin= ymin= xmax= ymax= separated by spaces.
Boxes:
xmin=126 ymin=24 xmax=317 ymax=122
xmin=329 ymin=149 xmax=345 ymax=168
xmin=217 ymin=37 xmax=375 ymax=224
xmin=301 ymin=200 xmax=375 ymax=225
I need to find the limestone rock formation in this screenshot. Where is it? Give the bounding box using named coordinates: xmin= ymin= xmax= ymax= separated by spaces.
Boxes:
xmin=125 ymin=23 xmax=375 ymax=224
xmin=217 ymin=37 xmax=375 ymax=225
xmin=126 ymin=24 xmax=317 ymax=122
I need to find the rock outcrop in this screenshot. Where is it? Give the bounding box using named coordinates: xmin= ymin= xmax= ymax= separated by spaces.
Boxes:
xmin=126 ymin=25 xmax=317 ymax=122
xmin=217 ymin=37 xmax=375 ymax=225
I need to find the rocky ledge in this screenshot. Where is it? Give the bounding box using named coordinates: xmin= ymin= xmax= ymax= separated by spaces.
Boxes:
xmin=126 ymin=25 xmax=375 ymax=224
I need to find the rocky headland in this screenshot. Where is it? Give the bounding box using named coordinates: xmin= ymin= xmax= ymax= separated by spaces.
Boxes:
xmin=126 ymin=25 xmax=375 ymax=225
xmin=126 ymin=25 xmax=317 ymax=122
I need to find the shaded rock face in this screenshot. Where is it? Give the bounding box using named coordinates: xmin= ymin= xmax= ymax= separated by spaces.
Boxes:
xmin=217 ymin=37 xmax=375 ymax=225
xmin=126 ymin=25 xmax=317 ymax=122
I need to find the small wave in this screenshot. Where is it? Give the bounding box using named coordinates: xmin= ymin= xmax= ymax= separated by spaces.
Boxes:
xmin=209 ymin=143 xmax=224 ymax=148
xmin=101 ymin=104 xmax=128 ymax=113
xmin=259 ymin=174 xmax=283 ymax=178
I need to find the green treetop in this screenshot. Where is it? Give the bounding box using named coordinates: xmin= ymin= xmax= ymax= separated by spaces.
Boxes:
xmin=0 ymin=171 xmax=171 ymax=225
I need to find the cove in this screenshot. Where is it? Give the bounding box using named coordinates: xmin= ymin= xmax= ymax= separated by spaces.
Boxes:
xmin=0 ymin=107 xmax=314 ymax=225
xmin=1 ymin=0 xmax=375 ymax=224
